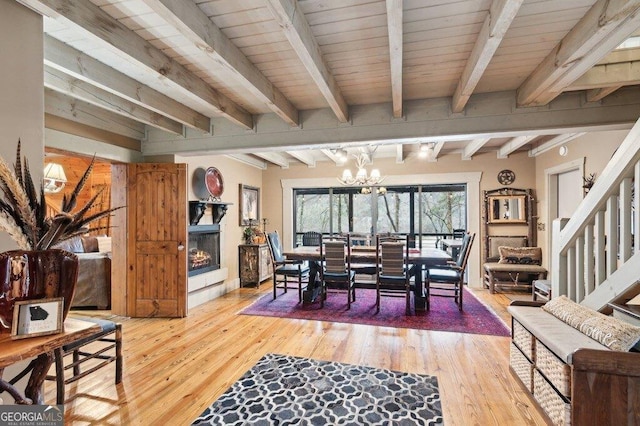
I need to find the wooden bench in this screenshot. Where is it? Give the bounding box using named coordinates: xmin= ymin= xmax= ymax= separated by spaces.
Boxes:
xmin=483 ymin=262 xmax=547 ymax=294
xmin=508 ymin=300 xmax=640 ymax=425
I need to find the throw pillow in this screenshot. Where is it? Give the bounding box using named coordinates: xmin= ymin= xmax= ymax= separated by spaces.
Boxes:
xmin=498 ymin=246 xmax=542 ymax=265
xmin=542 ymin=295 xmax=640 ymax=352
xmin=81 ymin=236 xmax=99 ymax=253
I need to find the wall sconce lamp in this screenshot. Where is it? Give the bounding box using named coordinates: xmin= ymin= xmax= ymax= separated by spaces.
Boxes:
xmin=43 ymin=163 xmax=67 ymax=194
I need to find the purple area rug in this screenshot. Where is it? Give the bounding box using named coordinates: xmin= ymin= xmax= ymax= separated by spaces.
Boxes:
xmin=240 ymin=287 xmax=509 ymax=337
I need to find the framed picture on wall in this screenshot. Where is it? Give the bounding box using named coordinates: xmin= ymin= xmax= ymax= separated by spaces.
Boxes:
xmin=239 ymin=184 xmax=260 ymax=226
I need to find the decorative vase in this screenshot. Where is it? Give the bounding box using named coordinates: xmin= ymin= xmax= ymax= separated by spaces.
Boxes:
xmin=0 ymin=249 xmax=78 ymax=332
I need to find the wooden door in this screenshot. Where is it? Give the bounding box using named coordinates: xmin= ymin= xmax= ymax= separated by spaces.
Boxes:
xmin=114 ymin=163 xmax=187 ymax=318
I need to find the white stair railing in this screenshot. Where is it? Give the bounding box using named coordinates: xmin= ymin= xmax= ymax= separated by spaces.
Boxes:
xmin=552 ymin=116 xmax=640 ymax=312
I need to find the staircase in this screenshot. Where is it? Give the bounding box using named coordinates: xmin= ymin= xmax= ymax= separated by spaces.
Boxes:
xmin=552 ymin=116 xmax=640 ymax=312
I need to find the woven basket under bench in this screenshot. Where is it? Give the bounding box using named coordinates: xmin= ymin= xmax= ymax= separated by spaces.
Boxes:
xmin=508 ymin=301 xmax=640 ymax=425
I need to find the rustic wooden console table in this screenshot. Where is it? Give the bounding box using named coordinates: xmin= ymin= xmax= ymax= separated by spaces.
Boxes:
xmin=0 ymin=318 xmax=100 ymax=404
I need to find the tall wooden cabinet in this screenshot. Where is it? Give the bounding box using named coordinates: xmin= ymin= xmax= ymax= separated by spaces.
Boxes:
xmin=239 ymin=244 xmax=271 ymax=287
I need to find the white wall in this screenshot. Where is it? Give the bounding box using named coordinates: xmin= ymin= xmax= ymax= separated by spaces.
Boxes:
xmin=0 ymin=0 xmax=44 ymax=402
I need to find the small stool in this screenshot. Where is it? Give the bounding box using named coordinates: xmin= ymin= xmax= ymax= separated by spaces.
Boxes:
xmin=46 ymin=317 xmax=122 ymax=404
xmin=533 ymin=279 xmax=552 ymax=302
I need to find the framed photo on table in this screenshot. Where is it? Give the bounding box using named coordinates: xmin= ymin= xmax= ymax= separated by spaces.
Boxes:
xmin=239 ymin=184 xmax=260 ymax=226
xmin=11 ymin=297 xmax=64 ymax=339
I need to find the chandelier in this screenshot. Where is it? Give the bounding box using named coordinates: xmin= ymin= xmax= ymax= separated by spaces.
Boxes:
xmin=337 ymin=149 xmax=385 ymax=186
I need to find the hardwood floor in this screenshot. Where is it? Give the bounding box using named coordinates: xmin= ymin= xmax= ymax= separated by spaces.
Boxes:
xmin=50 ymin=284 xmax=547 ymax=425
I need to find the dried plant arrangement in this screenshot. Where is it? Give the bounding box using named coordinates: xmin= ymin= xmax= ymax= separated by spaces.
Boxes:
xmin=0 ymin=140 xmax=121 ymax=250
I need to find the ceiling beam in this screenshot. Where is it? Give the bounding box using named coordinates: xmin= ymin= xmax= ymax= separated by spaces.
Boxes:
xmin=265 ymin=0 xmax=349 ymax=123
xmin=225 ymin=154 xmax=267 ymax=170
xmin=528 ymin=133 xmax=585 ymax=157
xmin=44 ymin=66 xmax=184 ymax=136
xmin=287 ymin=150 xmax=316 ymax=167
xmin=45 ymin=89 xmax=145 ymax=140
xmin=254 ymin=152 xmax=290 ymax=168
xmin=497 ymin=135 xmax=537 ymax=158
xmin=143 ymin=88 xmax=640 ymax=156
xmin=139 ymin=0 xmax=298 ymax=127
xmin=586 ymin=86 xmax=623 ymax=102
xmin=430 ymin=141 xmax=445 ymax=161
xmin=567 ymin=61 xmax=640 ymax=90
xmin=44 ymin=36 xmax=210 ymax=134
xmin=386 ymin=0 xmax=403 ymax=118
xmin=461 ymin=138 xmax=491 ymax=160
xmin=451 ymin=0 xmax=523 ymax=113
xmin=19 ymin=0 xmax=253 ymax=129
xmin=396 ymin=144 xmax=406 ymax=163
xmin=517 ymin=0 xmax=640 ymax=107
xmin=320 ymin=149 xmax=343 ymax=165
xmin=45 ymin=128 xmax=143 ymax=162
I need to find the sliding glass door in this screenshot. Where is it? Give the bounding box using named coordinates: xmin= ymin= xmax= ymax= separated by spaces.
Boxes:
xmin=294 ymin=184 xmax=467 ymax=247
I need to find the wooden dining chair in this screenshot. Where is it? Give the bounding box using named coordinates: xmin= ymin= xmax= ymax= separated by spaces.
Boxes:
xmin=424 ymin=232 xmax=475 ymax=311
xmin=266 ymin=231 xmax=310 ymax=302
xmin=375 ymin=234 xmax=413 ymax=315
xmin=320 ymin=235 xmax=356 ymax=309
xmin=301 ymin=231 xmax=322 ymax=246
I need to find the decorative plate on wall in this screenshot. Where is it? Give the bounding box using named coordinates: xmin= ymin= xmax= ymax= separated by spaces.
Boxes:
xmin=497 ymin=169 xmax=516 ymax=186
xmin=205 ymin=167 xmax=224 ymax=198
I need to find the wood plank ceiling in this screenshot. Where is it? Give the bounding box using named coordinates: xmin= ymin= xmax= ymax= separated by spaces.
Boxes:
xmin=19 ymin=0 xmax=640 ymax=167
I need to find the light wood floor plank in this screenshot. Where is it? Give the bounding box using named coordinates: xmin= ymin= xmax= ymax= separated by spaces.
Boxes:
xmin=48 ymin=285 xmax=547 ymax=425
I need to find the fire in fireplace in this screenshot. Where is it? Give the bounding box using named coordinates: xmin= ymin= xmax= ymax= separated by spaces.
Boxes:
xmin=188 ymin=224 xmax=220 ymax=276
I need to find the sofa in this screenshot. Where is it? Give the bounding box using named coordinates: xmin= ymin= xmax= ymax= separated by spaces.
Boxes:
xmin=56 ymin=235 xmax=112 ymax=309
xmin=508 ymin=297 xmax=640 ymax=425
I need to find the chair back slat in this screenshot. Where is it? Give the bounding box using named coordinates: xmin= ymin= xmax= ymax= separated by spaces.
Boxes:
xmin=266 ymin=231 xmax=285 ymax=263
xmin=455 ymin=233 xmax=471 ymax=267
xmin=459 ymin=233 xmax=475 ymax=270
xmin=324 ymin=241 xmax=347 ymax=273
xmin=380 ymin=242 xmax=405 ymax=276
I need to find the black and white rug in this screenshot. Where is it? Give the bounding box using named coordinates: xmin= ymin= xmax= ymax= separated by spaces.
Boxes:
xmin=192 ymin=353 xmax=443 ymax=425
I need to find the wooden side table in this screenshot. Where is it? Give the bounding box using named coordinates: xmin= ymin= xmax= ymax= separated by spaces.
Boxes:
xmin=0 ymin=318 xmax=100 ymax=404
xmin=238 ymin=244 xmax=271 ymax=287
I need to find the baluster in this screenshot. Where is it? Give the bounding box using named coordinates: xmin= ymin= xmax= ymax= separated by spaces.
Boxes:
xmin=605 ymin=195 xmax=618 ymax=277
xmin=575 ymin=236 xmax=584 ymax=302
xmin=567 ymin=246 xmax=576 ymax=301
xmin=584 ymin=224 xmax=595 ymax=296
xmin=620 ymin=178 xmax=632 ymax=262
xmin=594 ymin=210 xmax=606 ymax=285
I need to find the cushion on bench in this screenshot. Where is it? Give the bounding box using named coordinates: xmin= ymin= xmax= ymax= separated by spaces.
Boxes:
xmin=484 ymin=263 xmax=547 ymax=274
xmin=542 ymin=295 xmax=640 ymax=352
xmin=508 ymin=305 xmax=610 ymax=363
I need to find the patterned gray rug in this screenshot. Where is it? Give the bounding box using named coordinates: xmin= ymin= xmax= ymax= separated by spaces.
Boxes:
xmin=192 ymin=353 xmax=443 ymax=425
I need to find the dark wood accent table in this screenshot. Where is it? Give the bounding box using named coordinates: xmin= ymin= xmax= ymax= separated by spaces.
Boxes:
xmin=0 ymin=318 xmax=100 ymax=404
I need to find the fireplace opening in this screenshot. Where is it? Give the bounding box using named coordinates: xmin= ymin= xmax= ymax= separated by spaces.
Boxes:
xmin=188 ymin=224 xmax=220 ymax=277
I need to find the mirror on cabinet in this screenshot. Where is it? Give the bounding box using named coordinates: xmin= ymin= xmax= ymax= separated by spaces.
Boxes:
xmin=488 ymin=194 xmax=526 ymax=224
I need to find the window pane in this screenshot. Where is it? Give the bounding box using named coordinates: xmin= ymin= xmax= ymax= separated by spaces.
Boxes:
xmin=331 ymin=193 xmax=349 ymax=233
xmin=352 ymin=192 xmax=372 ymax=234
xmin=418 ymin=187 xmax=466 ymax=234
xmin=296 ymin=192 xmax=331 ymax=232
xmin=377 ymin=190 xmax=410 ymax=233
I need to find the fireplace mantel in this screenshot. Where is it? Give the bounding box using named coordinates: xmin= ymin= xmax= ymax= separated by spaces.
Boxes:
xmin=189 ymin=201 xmax=232 ymax=225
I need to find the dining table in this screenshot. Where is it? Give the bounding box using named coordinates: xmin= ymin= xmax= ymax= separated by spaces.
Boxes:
xmin=283 ymin=245 xmax=451 ymax=311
